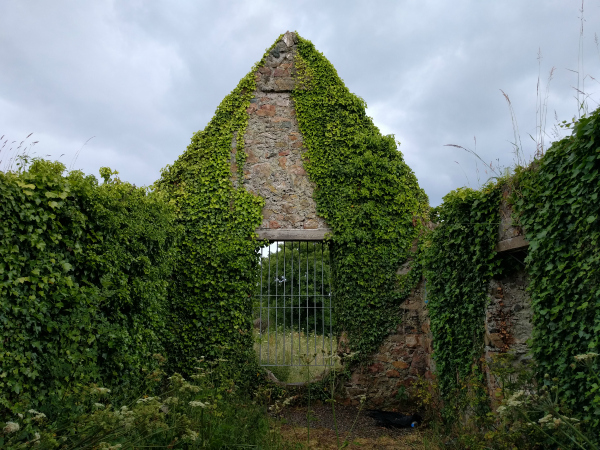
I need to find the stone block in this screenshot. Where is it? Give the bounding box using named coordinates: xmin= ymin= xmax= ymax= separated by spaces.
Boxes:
xmin=392 ymin=360 xmax=409 ymax=370
xmin=256 ymin=105 xmax=276 ymax=117
xmin=485 ymin=332 xmax=505 ymax=349
xmin=390 ymin=346 xmax=409 ymax=357
xmin=350 ymin=373 xmax=363 ymax=385
xmin=409 ymin=353 xmax=427 ymax=376
xmin=303 ymin=219 xmax=318 ymax=229
xmin=369 ymin=363 xmax=383 ymax=374
xmin=273 ymin=68 xmax=289 ymax=77
xmin=274 ymin=77 xmax=295 ymax=91
xmin=405 ymin=335 xmax=419 ymax=348
xmin=251 ymin=163 xmax=271 ymax=178
xmin=290 ymin=166 xmax=306 ymax=176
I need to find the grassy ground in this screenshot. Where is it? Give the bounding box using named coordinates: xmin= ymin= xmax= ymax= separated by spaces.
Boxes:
xmin=254 ymin=328 xmax=339 ymax=383
xmin=275 ymin=422 xmax=427 ymax=449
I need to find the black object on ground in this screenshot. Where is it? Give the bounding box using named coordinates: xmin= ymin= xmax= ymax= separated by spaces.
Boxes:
xmin=366 ymin=410 xmax=423 ymax=428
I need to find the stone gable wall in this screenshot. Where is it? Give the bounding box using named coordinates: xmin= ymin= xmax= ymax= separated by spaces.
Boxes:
xmin=235 ymin=32 xmax=534 ymax=411
xmin=233 ymin=32 xmax=327 ymax=230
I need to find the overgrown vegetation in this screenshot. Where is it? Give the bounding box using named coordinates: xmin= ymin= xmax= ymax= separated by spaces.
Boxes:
xmin=292 ymin=35 xmax=429 ymax=363
xmin=3 ymin=28 xmax=600 ymax=448
xmin=0 ymin=159 xmax=178 ymax=415
xmin=0 ymin=354 xmax=288 ymax=449
xmin=154 ymin=41 xmax=277 ymax=381
xmin=423 ymin=183 xmax=501 ymax=398
xmin=422 ymin=106 xmax=600 ymax=446
xmin=512 ymin=106 xmax=600 ymax=428
xmin=411 ymin=352 xmax=600 ymax=449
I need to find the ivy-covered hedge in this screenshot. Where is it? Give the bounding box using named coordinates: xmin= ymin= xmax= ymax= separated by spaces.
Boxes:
xmin=423 ymin=184 xmax=501 ymax=395
xmin=0 ymin=160 xmax=178 ymax=415
xmin=513 ymin=108 xmax=600 ymax=423
xmin=292 ymin=36 xmax=429 ymax=360
xmin=155 ymin=44 xmax=272 ymax=379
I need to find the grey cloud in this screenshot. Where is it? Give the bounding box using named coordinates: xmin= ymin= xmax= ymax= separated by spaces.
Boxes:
xmin=1 ymin=0 xmax=599 ymax=204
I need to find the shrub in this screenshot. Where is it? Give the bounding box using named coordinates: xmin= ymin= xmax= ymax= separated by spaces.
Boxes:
xmin=0 ymin=159 xmax=178 ymax=416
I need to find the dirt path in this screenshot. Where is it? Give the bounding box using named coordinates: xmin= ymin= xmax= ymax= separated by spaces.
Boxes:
xmin=273 ymin=404 xmax=427 ymax=449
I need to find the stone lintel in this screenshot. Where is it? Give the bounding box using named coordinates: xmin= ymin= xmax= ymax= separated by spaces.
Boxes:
xmin=256 ymin=228 xmax=332 ymax=241
xmin=496 ymin=235 xmax=529 ymax=253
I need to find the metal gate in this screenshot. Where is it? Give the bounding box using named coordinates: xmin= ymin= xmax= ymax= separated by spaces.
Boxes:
xmin=254 ymin=240 xmax=334 ymax=368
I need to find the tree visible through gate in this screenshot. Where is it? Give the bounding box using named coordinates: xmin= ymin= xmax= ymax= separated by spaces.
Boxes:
xmin=254 ymin=239 xmax=335 ymax=370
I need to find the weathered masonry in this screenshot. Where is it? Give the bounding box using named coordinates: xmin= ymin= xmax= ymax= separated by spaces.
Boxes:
xmin=338 ymin=199 xmax=532 ymax=409
xmin=232 ymin=31 xmax=329 ymax=241
xmin=239 ymin=33 xmax=535 ymax=408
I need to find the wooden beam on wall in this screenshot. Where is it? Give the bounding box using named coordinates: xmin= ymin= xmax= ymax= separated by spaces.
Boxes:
xmin=496 ymin=235 xmax=529 ymax=253
xmin=255 ymin=228 xmax=332 ymax=241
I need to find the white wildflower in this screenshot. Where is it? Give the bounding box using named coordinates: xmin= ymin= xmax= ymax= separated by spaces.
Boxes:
xmin=3 ymin=422 xmax=20 ymax=434
xmin=17 ymin=413 xmax=23 ymax=419
xmin=33 ymin=432 xmax=41 ymax=442
xmin=359 ymin=394 xmax=367 ymax=404
xmin=282 ymin=396 xmax=296 ymax=407
xmin=574 ymin=352 xmax=599 ymax=362
xmin=28 ymin=410 xmax=46 ymax=422
xmin=496 ymin=406 xmax=507 ymax=415
xmin=93 ymin=387 xmax=111 ymax=395
xmin=553 ymin=418 xmax=562 ymax=427
xmin=189 ymin=401 xmax=208 ymax=408
xmin=136 ymin=396 xmax=158 ymax=403
xmin=538 ymin=414 xmax=553 ymax=424
xmin=183 ymin=429 xmax=199 ymax=442
xmin=180 ymin=383 xmax=201 ymax=393
xmin=94 ymin=403 xmax=105 ymax=409
xmin=164 ymin=397 xmax=179 ymax=405
xmin=99 ymin=443 xmax=122 ymax=450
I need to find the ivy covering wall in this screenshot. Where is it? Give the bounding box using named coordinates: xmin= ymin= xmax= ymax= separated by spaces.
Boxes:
xmin=513 ymin=108 xmax=600 ymax=424
xmin=292 ymin=36 xmax=429 ymax=360
xmin=155 ymin=45 xmax=274 ymax=379
xmin=424 ymin=107 xmax=600 ymax=424
xmin=423 ymin=185 xmax=501 ymax=396
xmin=155 ymin=33 xmax=429 ymax=373
xmin=0 ymin=160 xmax=177 ymax=414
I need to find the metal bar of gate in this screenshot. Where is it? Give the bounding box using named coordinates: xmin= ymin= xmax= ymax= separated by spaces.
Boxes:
xmin=256 ymin=240 xmax=333 ymax=367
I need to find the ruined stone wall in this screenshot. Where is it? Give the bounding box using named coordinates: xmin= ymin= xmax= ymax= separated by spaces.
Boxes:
xmin=236 ymin=33 xmax=535 ymax=410
xmin=340 ymin=280 xmax=434 ymax=409
xmin=340 ymin=268 xmax=532 ymax=409
xmin=233 ymin=32 xmax=327 ymax=231
xmin=484 ymin=268 xmax=532 ymax=403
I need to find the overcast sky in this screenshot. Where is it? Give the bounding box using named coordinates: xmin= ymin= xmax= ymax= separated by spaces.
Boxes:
xmin=2 ymin=1 xmax=600 ymax=206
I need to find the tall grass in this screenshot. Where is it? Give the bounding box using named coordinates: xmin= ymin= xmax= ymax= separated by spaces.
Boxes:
xmin=254 ymin=328 xmax=339 ymax=383
xmin=0 ymin=355 xmax=291 ymax=449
